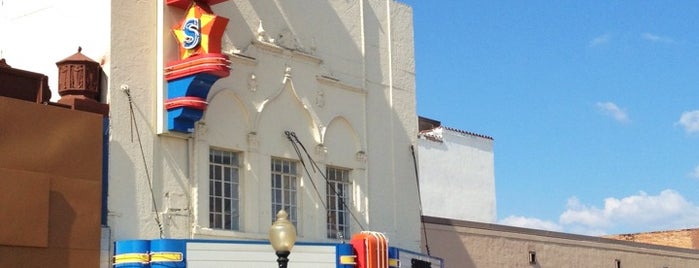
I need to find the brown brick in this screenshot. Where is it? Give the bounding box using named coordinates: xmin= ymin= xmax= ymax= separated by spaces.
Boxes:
xmin=604 ymin=229 xmax=699 ymax=250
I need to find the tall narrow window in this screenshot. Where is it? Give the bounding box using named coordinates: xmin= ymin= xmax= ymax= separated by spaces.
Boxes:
xmin=326 ymin=167 xmax=350 ymax=239
xmin=271 ymin=158 xmax=298 ymax=226
xmin=209 ymin=149 xmax=240 ymax=230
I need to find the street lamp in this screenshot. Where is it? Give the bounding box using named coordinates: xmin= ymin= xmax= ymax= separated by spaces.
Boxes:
xmin=269 ymin=209 xmax=296 ymax=268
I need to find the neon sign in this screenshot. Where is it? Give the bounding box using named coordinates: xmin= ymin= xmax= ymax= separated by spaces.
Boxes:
xmin=164 ymin=0 xmax=230 ymax=133
xmin=182 ymin=18 xmax=201 ymax=50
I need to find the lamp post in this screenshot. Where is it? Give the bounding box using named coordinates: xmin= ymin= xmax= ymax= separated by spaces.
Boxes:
xmin=269 ymin=209 xmax=296 ymax=268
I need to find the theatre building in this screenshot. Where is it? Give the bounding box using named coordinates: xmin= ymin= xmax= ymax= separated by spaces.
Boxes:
xmin=1 ymin=0 xmax=440 ymax=267
xmin=6 ymin=1 xmax=696 ymax=267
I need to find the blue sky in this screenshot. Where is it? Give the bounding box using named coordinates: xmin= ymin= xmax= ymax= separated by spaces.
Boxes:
xmin=402 ymin=0 xmax=699 ymax=235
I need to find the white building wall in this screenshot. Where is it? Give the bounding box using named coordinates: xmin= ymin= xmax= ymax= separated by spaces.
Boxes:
xmin=107 ymin=0 xmax=421 ymax=254
xmin=418 ymin=128 xmax=497 ymax=223
xmin=108 ymin=0 xmax=164 ymax=242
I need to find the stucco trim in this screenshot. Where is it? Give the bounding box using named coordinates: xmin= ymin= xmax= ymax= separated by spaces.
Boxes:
xmin=251 ymin=39 xmax=284 ymax=54
xmin=316 ymin=75 xmax=365 ymax=94
xmin=226 ymin=52 xmax=257 ymax=66
xmin=292 ymin=50 xmax=322 ymax=65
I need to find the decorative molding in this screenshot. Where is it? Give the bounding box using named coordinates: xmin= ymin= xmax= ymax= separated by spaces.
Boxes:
xmin=248 ymin=73 xmax=258 ymax=92
xmin=315 ymin=90 xmax=325 ymax=108
xmin=443 ymin=126 xmax=494 ymax=140
xmin=283 ymin=65 xmax=292 ymax=84
xmin=252 ymin=39 xmax=284 ymax=54
xmin=256 ymin=20 xmax=272 ymax=43
xmin=355 ymin=150 xmax=367 ymax=163
xmin=316 ymin=75 xmax=365 ymax=94
xmin=247 ymin=132 xmax=259 ymax=151
xmin=291 ymin=50 xmax=322 ymax=64
xmin=225 ymin=51 xmax=257 ymax=66
xmin=315 ymin=144 xmax=327 ymax=161
xmin=195 ymin=121 xmax=208 ymax=138
xmin=250 ymin=38 xmax=322 ymax=65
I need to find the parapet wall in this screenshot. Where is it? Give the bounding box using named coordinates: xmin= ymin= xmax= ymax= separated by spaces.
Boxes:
xmin=0 ymin=96 xmax=103 ymax=267
xmin=605 ymin=229 xmax=699 ymax=250
xmin=422 ymin=216 xmax=699 ymax=268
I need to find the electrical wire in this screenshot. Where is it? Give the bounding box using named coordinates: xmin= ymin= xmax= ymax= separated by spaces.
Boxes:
xmin=410 ymin=145 xmax=430 ymax=256
xmin=124 ymin=88 xmax=165 ymax=239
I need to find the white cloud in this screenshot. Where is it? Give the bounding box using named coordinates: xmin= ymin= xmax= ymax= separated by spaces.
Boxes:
xmin=560 ymin=190 xmax=699 ymax=233
xmin=596 ymin=102 xmax=630 ymax=123
xmin=641 ymin=33 xmax=674 ymax=43
xmin=690 ymin=165 xmax=699 ymax=180
xmin=500 ymin=190 xmax=699 ymax=236
xmin=589 ymin=34 xmax=611 ymax=47
xmin=499 ymin=216 xmax=563 ymax=232
xmin=677 ymin=110 xmax=699 ymax=134
xmin=559 ymin=197 xmax=610 ymax=227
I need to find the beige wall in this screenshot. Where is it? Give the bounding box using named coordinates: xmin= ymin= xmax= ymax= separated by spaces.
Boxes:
xmin=0 ymin=97 xmax=103 ymax=267
xmin=422 ymin=216 xmax=699 ymax=268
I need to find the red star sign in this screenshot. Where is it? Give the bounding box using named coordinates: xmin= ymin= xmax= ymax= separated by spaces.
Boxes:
xmin=172 ymin=2 xmax=229 ymax=60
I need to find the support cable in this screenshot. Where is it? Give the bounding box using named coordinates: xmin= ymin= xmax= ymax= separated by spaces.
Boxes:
xmin=287 ymin=131 xmax=366 ymax=232
xmin=287 ymin=132 xmax=344 ymax=239
xmin=410 ymin=145 xmax=430 ymax=256
xmin=284 ymin=131 xmax=327 ymax=212
xmin=124 ymin=88 xmax=165 ymax=238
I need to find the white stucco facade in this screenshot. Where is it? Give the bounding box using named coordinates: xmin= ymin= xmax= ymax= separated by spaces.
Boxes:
xmin=417 ymin=125 xmax=497 ymax=223
xmin=105 ymin=0 xmax=421 ymax=253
